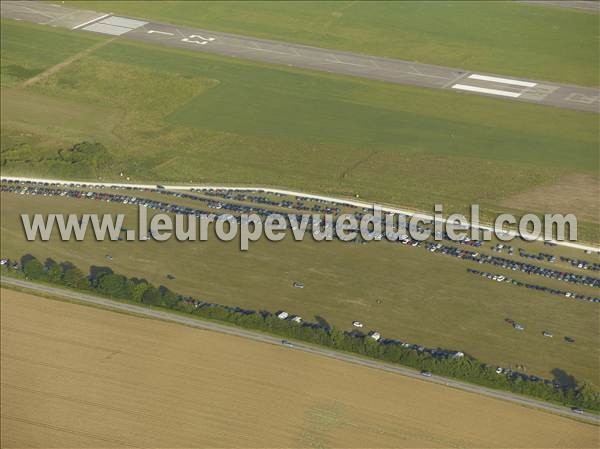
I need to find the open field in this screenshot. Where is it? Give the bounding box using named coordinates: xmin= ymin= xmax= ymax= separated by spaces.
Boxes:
xmin=1 ymin=19 xmax=598 ymax=240
xmin=1 ymin=191 xmax=598 ymax=386
xmin=65 ymin=0 xmax=600 ymax=86
xmin=1 ymin=288 xmax=598 ymax=448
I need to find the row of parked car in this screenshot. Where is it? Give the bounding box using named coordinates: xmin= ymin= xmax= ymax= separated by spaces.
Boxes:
xmin=3 ymin=180 xmax=598 ymax=297
xmin=467 ymin=268 xmax=599 ymax=304
xmin=417 ymin=240 xmax=599 ymax=289
xmin=2 ymin=178 xmax=600 ymax=287
xmin=190 ymin=188 xmax=345 ymax=214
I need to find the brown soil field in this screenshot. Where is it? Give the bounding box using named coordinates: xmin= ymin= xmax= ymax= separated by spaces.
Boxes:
xmin=500 ymin=174 xmax=600 ymax=224
xmin=1 ymin=288 xmax=597 ymax=449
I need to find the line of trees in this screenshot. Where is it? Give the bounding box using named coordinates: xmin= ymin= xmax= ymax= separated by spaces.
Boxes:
xmin=5 ymin=253 xmax=600 ymax=412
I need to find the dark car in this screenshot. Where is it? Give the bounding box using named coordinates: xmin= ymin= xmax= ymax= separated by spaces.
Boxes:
xmin=564 ymin=336 xmax=575 ymax=343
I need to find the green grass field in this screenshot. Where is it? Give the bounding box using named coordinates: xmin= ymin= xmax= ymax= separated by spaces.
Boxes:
xmin=2 ymin=19 xmax=598 ymax=239
xmin=1 ymin=191 xmax=598 ymax=386
xmin=65 ymin=0 xmax=600 ymax=86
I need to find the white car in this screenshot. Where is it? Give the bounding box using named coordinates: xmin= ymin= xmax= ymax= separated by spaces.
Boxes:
xmin=352 ymin=321 xmax=364 ymax=328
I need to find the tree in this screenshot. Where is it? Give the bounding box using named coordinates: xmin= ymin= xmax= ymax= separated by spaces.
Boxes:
xmin=98 ymin=273 xmax=129 ymax=298
xmin=44 ymin=258 xmax=63 ymax=283
xmin=141 ymin=287 xmax=162 ymax=306
xmin=22 ymin=256 xmax=45 ymax=280
xmin=62 ymin=266 xmax=89 ymax=289
xmin=127 ymin=278 xmax=150 ymax=303
xmin=159 ymin=286 xmax=179 ymax=308
xmin=89 ymin=266 xmax=113 ymax=287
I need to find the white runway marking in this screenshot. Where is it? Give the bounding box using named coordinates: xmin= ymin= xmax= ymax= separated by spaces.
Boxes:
xmin=147 ymin=30 xmax=174 ymax=36
xmin=468 ymin=74 xmax=537 ymax=87
xmin=181 ymin=37 xmax=208 ymax=45
xmin=82 ymin=15 xmax=148 ymax=36
xmin=84 ymin=22 xmax=132 ymax=36
xmin=101 ymin=16 xmax=147 ymax=29
xmin=189 ymin=34 xmax=215 ymax=41
xmin=451 ymin=84 xmax=522 ymax=98
xmin=72 ymin=13 xmax=110 ymax=30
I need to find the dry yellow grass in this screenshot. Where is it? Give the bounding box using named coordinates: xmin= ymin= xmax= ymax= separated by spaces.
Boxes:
xmin=1 ymin=288 xmax=597 ymax=449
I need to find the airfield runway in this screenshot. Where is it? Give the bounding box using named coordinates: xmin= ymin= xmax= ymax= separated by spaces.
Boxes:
xmin=1 ymin=1 xmax=599 ymax=113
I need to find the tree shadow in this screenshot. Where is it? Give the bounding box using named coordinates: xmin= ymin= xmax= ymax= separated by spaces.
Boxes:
xmin=89 ymin=265 xmax=113 ymax=284
xmin=551 ymin=368 xmax=578 ymax=388
xmin=314 ymin=315 xmax=331 ymax=331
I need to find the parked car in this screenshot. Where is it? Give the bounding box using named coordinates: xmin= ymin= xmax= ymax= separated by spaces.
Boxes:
xmin=292 ymin=281 xmax=304 ymax=289
xmin=571 ymin=407 xmax=584 ymax=414
xmin=352 ymin=321 xmax=364 ymax=328
xmin=420 ymin=370 xmax=432 ymax=377
xmin=564 ymin=336 xmax=575 ymax=343
xmin=281 ymin=340 xmax=294 ymax=348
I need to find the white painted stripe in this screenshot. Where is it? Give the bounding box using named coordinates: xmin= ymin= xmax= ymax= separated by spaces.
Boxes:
xmin=101 ymin=16 xmax=148 ymax=29
xmin=451 ymin=84 xmax=521 ymax=98
xmin=83 ymin=22 xmax=132 ymax=36
xmin=72 ymin=13 xmax=111 ymax=30
xmin=468 ymin=74 xmax=537 ymax=87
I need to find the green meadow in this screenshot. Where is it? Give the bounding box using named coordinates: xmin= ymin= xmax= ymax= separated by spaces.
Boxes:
xmin=2 ymin=20 xmax=598 ymax=239
xmin=1 ymin=15 xmax=598 ymax=384
xmin=1 ymin=191 xmax=598 ymax=385
xmin=67 ymin=0 xmax=600 ymax=86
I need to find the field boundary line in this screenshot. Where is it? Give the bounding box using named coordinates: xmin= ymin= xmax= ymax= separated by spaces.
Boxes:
xmin=2 ymin=176 xmax=598 ymax=251
xmin=21 ymin=38 xmax=115 ymax=88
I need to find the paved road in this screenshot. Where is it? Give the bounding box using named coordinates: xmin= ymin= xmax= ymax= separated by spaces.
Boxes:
xmin=1 ymin=1 xmax=598 ymax=113
xmin=518 ymin=1 xmax=600 ymax=12
xmin=3 ymin=175 xmax=598 ymax=252
xmin=1 ymin=277 xmax=597 ymax=425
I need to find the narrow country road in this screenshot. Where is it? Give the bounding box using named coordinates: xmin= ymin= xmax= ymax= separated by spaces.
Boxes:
xmin=1 ymin=277 xmax=597 ymax=425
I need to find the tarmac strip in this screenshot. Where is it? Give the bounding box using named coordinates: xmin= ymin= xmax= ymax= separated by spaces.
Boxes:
xmin=1 ymin=0 xmax=598 ymax=113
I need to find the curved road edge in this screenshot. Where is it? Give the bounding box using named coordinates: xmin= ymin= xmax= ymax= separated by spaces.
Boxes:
xmin=2 ymin=175 xmax=598 ymax=252
xmin=1 ymin=277 xmax=598 ymax=425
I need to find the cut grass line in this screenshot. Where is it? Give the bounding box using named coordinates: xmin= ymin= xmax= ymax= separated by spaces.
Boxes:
xmin=21 ymin=38 xmax=114 ymax=88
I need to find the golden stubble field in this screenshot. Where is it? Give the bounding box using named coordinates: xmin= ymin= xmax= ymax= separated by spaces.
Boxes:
xmin=1 ymin=288 xmax=597 ymax=449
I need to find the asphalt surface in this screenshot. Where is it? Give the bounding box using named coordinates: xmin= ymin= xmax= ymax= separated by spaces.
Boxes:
xmin=3 ymin=174 xmax=599 ymax=252
xmin=518 ymin=1 xmax=600 ymax=12
xmin=1 ymin=1 xmax=598 ymax=113
xmin=1 ymin=277 xmax=597 ymax=425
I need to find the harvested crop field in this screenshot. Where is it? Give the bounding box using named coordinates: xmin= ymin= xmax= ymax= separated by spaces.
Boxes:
xmin=1 ymin=288 xmax=597 ymax=448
